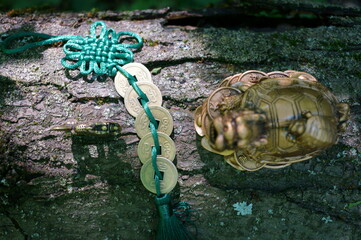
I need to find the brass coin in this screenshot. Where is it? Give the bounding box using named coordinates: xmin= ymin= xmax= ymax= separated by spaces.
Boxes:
xmin=261 ymin=154 xmax=313 ymax=165
xmin=237 ymin=70 xmax=267 ymax=84
xmin=267 ymin=71 xmax=289 ymax=78
xmin=227 ymin=73 xmax=243 ymax=85
xmin=207 ymin=87 xmax=241 ymax=119
xmin=140 ymin=157 xmax=178 ymax=194
xmin=201 ymin=100 xmax=211 ymax=136
xmin=224 ymin=154 xmax=246 ymax=171
xmin=234 ymin=151 xmax=265 ymax=171
xmin=194 ymin=106 xmax=204 ymax=136
xmin=124 ymin=82 xmax=162 ymax=117
xmin=114 ymin=63 xmax=153 ymax=98
xmin=284 ymin=70 xmax=297 ymax=74
xmin=135 ymin=106 xmax=174 ymax=138
xmin=137 ymin=132 xmax=176 ymax=164
xmin=201 ymin=137 xmax=234 ymax=156
xmin=201 ymin=100 xmax=208 ymax=119
xmin=218 ymin=79 xmax=230 ymax=87
xmin=288 ymin=71 xmax=317 ymax=82
xmin=201 ymin=112 xmax=212 ymax=139
xmin=218 ymin=75 xmax=235 ymax=87
xmin=263 ymin=163 xmax=291 ymax=169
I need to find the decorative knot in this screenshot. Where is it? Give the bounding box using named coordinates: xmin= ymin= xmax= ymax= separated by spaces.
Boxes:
xmin=61 ymin=21 xmax=143 ymax=76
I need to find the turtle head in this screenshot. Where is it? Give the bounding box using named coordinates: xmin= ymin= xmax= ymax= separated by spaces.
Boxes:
xmin=209 ymin=109 xmax=268 ymax=152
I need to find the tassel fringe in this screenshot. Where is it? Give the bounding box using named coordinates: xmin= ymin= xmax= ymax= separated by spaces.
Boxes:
xmin=155 ymin=194 xmax=195 ymax=240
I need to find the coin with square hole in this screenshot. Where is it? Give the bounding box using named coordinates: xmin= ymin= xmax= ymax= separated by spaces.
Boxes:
xmin=137 ymin=132 xmax=176 ymax=164
xmin=135 ymin=106 xmax=173 ymax=138
xmin=124 ymin=82 xmax=162 ymax=117
xmin=140 ymin=157 xmax=178 ymax=194
xmin=114 ymin=62 xmax=153 ymax=98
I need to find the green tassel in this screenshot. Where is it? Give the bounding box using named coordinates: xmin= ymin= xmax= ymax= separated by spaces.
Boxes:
xmin=155 ymin=194 xmax=195 ymax=240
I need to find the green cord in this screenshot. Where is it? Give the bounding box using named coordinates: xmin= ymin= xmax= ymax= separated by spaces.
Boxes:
xmin=126 ymin=72 xmax=163 ymax=196
xmin=1 ymin=20 xmax=164 ymax=195
xmin=1 ymin=32 xmax=80 ymax=54
xmin=1 ymin=21 xmax=143 ymax=76
xmin=2 ymin=20 xmax=195 ymax=240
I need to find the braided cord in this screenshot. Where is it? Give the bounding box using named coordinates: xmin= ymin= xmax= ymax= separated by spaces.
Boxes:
xmin=124 ymin=71 xmax=164 ymax=196
xmin=1 ymin=21 xmax=143 ymax=76
xmin=1 ymin=21 xmax=163 ymax=194
xmin=2 ymin=21 xmax=196 ymax=240
xmin=1 ymin=32 xmax=79 ymax=54
xmin=115 ymin=65 xmax=164 ymax=193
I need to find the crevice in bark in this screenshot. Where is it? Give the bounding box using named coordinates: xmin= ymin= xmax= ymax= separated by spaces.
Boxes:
xmin=69 ymin=96 xmax=120 ymax=104
xmin=145 ymin=57 xmax=302 ymax=70
xmin=96 ymin=8 xmax=171 ymax=21
xmin=285 ymin=192 xmax=361 ymax=227
xmin=1 ymin=209 xmax=29 ymax=240
xmin=163 ymin=95 xmax=206 ymax=110
xmin=165 ymin=10 xmax=329 ymax=31
xmin=145 ymin=57 xmax=205 ymax=69
xmin=163 ymin=3 xmax=361 ymax=29
xmin=145 ymin=57 xmax=242 ymax=70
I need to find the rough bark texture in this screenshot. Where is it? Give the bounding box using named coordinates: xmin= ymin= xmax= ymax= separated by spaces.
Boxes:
xmin=1 ymin=1 xmax=361 ymax=239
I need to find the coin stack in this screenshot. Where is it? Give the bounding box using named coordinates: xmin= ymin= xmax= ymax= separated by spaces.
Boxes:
xmin=115 ymin=63 xmax=178 ymax=194
xmin=194 ymin=70 xmax=318 ymax=171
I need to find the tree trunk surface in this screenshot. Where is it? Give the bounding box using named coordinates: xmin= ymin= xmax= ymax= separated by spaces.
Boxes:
xmin=1 ymin=1 xmax=361 ymax=239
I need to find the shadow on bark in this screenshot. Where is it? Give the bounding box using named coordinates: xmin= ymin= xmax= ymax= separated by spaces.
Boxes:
xmin=71 ymin=135 xmax=136 ymax=187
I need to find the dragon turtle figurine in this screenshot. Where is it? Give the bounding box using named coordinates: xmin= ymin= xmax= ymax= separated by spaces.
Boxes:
xmin=194 ymin=70 xmax=350 ymax=171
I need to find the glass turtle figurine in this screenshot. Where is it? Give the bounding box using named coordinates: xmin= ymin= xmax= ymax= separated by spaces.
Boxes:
xmin=194 ymin=70 xmax=350 ymax=171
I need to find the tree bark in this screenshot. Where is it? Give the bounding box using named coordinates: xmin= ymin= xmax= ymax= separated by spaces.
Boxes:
xmin=1 ymin=1 xmax=361 ymax=239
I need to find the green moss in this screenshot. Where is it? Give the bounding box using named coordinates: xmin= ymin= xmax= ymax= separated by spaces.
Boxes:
xmin=345 ymin=200 xmax=361 ymax=209
xmin=146 ymin=39 xmax=160 ymax=47
xmin=151 ymin=67 xmax=162 ymax=75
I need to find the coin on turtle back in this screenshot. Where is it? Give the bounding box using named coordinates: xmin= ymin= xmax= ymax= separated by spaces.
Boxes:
xmin=207 ymin=87 xmax=241 ymax=119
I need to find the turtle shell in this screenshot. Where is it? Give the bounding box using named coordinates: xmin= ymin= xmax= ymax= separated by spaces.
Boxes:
xmin=239 ymin=77 xmax=338 ymax=164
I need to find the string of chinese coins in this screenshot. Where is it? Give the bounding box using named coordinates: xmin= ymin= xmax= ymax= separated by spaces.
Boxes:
xmin=114 ymin=62 xmax=178 ymax=195
xmin=1 ymin=21 xmax=193 ymax=240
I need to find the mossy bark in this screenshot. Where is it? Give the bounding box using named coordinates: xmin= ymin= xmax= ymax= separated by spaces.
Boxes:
xmin=1 ymin=2 xmax=361 ymax=239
